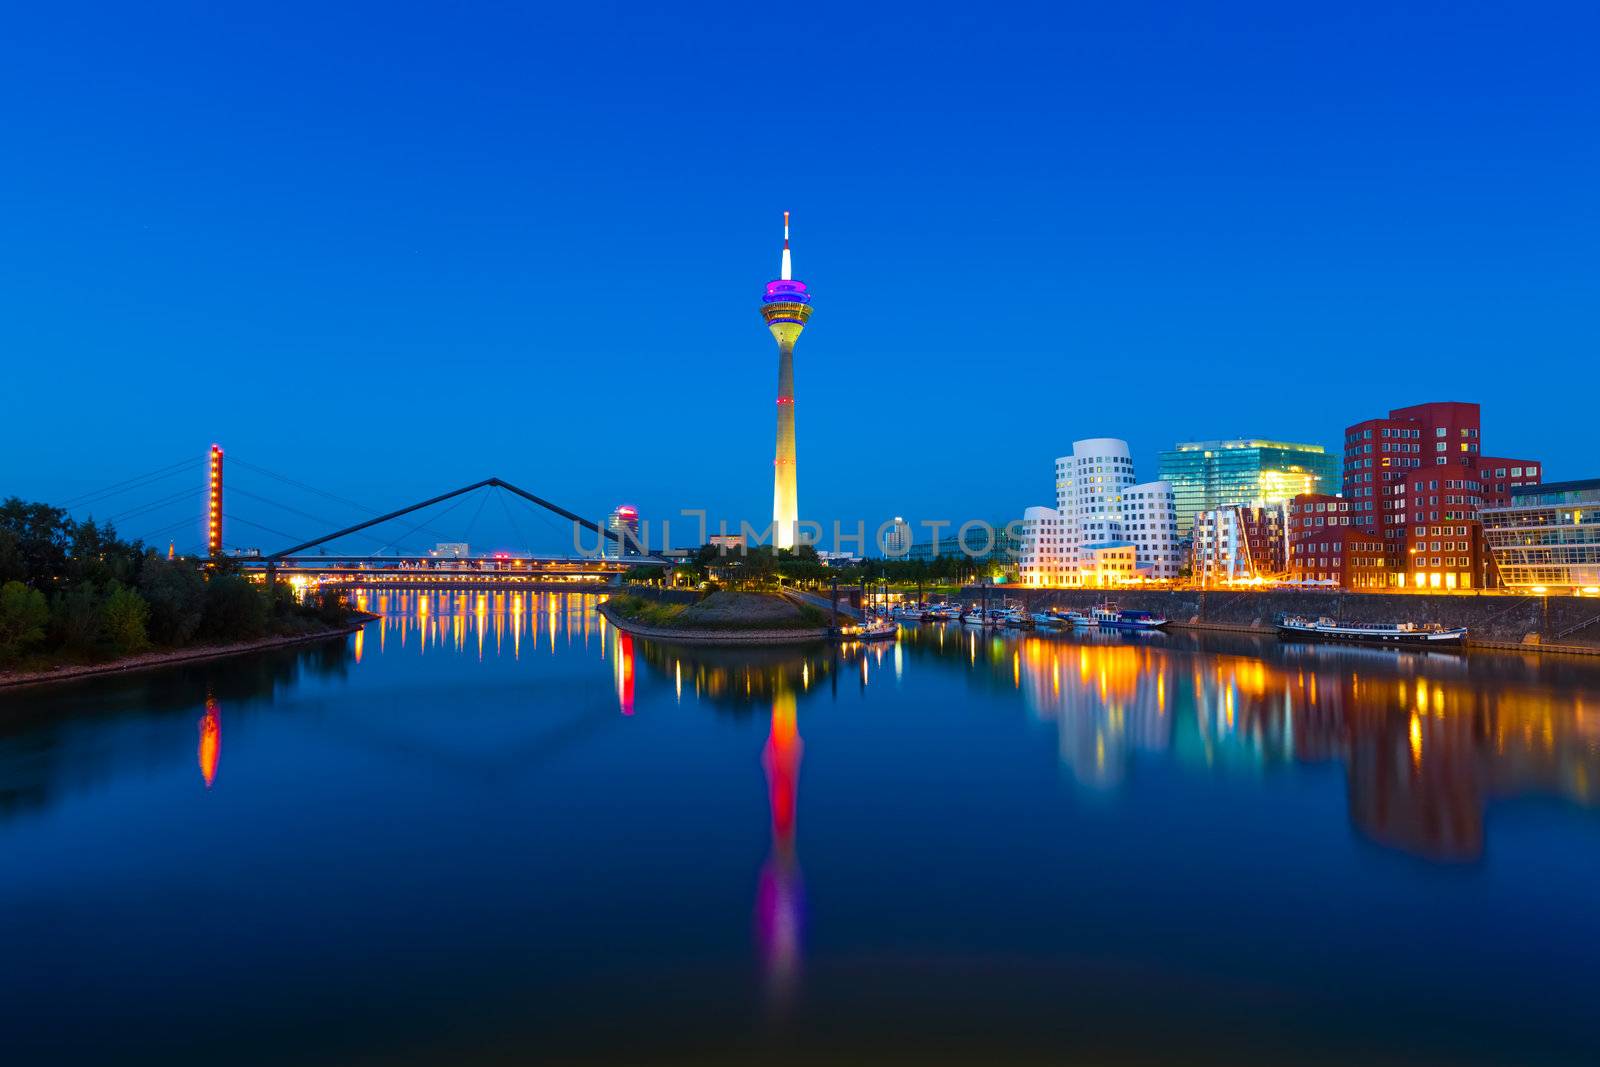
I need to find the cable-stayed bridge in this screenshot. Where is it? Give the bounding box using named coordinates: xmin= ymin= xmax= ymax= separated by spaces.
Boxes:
xmin=56 ymin=447 xmax=665 ymax=588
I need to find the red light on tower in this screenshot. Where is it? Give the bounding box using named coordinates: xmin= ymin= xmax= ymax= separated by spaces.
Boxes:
xmin=207 ymin=444 xmax=224 ymax=557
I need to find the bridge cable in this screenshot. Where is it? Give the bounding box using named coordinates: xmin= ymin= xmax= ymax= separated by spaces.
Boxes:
xmin=461 ymin=486 xmax=493 ymax=547
xmin=60 ymin=457 xmax=198 ymax=510
xmin=129 ymin=513 xmax=206 ymax=546
xmin=367 ymin=492 xmax=477 ymax=557
xmin=223 ymin=513 xmax=312 ymax=546
xmin=105 ymin=486 xmax=207 ymax=525
xmin=495 ymin=488 xmax=530 ymax=552
xmin=228 ymin=457 xmax=462 ymax=546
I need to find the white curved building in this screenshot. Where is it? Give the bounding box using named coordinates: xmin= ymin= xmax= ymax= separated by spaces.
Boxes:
xmin=1019 ymin=438 xmax=1182 ymax=586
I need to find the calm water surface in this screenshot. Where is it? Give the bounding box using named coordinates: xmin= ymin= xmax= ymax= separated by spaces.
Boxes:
xmin=3 ymin=590 xmax=1599 ymax=1065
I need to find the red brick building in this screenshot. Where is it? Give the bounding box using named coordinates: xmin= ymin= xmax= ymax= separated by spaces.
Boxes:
xmin=1287 ymin=494 xmax=1387 ymax=588
xmin=1341 ymin=401 xmax=1541 ymax=590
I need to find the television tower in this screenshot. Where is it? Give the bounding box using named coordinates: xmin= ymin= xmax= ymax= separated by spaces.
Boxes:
xmin=761 ymin=212 xmax=812 ymax=550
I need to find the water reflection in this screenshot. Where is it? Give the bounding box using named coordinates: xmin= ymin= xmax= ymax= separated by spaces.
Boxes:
xmin=198 ymin=690 xmax=220 ymax=789
xmin=757 ymin=687 xmax=804 ymax=1016
xmin=889 ymin=623 xmax=1600 ymax=862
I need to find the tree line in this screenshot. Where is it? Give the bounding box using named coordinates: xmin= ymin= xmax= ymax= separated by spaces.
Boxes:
xmin=0 ymin=497 xmax=349 ymax=669
xmin=624 ymin=542 xmax=1011 ymax=591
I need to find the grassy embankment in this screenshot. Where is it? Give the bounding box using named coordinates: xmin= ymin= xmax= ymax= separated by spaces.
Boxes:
xmin=607 ymin=591 xmax=829 ymax=631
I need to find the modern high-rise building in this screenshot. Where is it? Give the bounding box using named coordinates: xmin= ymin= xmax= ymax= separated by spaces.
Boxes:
xmin=1018 ymin=438 xmax=1181 ymax=587
xmin=1158 ymin=439 xmax=1339 ymax=538
xmin=761 ymin=212 xmax=812 ymax=551
xmin=1340 ymin=401 xmax=1542 ymax=590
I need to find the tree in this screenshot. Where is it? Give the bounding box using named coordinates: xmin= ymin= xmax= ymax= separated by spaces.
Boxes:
xmin=0 ymin=580 xmax=49 ymax=663
xmin=101 ymin=585 xmax=150 ymax=655
xmin=201 ymin=575 xmax=269 ymax=640
xmin=140 ymin=559 xmax=207 ymax=645
xmin=0 ymin=498 xmax=72 ymax=584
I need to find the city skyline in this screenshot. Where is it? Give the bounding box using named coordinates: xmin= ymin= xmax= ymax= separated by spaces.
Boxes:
xmin=3 ymin=4 xmax=1597 ymax=545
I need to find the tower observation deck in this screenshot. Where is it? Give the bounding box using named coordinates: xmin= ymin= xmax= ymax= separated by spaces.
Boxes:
xmin=762 ymin=211 xmax=812 ymax=551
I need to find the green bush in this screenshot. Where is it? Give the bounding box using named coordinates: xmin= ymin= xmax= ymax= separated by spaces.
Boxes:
xmin=101 ymin=585 xmax=151 ymax=655
xmin=0 ymin=580 xmax=49 ymax=663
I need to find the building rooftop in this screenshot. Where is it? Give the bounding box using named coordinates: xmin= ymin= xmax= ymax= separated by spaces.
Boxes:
xmin=1168 ymin=439 xmax=1328 ymax=453
xmin=1507 ymin=478 xmax=1600 ymax=500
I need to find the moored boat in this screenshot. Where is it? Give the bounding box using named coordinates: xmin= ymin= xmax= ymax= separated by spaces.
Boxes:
xmin=1277 ymin=615 xmax=1466 ymax=646
xmin=1031 ymin=612 xmax=1068 ymax=629
xmin=1093 ymin=603 xmax=1168 ymax=631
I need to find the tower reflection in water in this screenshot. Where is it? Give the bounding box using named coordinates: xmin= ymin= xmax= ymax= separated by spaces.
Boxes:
xmin=198 ymin=689 xmax=220 ymax=789
xmin=757 ymin=687 xmax=803 ymax=1015
xmin=632 ymin=642 xmax=831 ymax=1012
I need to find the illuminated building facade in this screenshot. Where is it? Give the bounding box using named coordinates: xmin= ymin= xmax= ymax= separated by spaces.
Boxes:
xmin=1482 ymin=479 xmax=1600 ymax=593
xmin=1287 ymin=494 xmax=1387 ymax=588
xmin=1018 ymin=438 xmax=1180 ymax=586
xmin=1159 ymin=439 xmax=1339 ymax=538
xmin=1191 ymin=504 xmax=1287 ymax=586
xmin=1341 ymin=401 xmax=1542 ymax=589
xmin=761 ymin=212 xmax=812 ymax=551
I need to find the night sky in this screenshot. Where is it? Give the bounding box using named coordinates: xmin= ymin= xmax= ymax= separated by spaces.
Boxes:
xmin=3 ymin=3 xmax=1596 ymax=554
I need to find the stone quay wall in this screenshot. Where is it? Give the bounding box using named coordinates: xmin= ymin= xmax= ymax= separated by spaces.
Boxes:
xmin=959 ymin=587 xmax=1600 ymax=650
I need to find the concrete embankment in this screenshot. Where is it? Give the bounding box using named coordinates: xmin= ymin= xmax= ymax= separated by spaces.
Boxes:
xmin=960 ymin=588 xmax=1600 ymax=655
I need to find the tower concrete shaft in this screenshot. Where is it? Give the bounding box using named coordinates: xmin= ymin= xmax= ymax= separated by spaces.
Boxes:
xmin=762 ymin=212 xmax=811 ymax=551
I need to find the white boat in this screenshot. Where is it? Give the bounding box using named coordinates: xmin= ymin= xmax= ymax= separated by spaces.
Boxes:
xmin=1092 ymin=603 xmax=1168 ymax=631
xmin=896 ymin=603 xmax=927 ymax=621
xmin=1060 ymin=610 xmax=1093 ymax=627
xmin=1278 ymin=616 xmax=1466 ymax=646
xmin=1031 ymin=612 xmax=1068 ymax=629
xmin=924 ymin=603 xmax=961 ymax=621
xmin=999 ymin=608 xmax=1032 ymax=628
xmin=849 ymin=617 xmax=898 ymax=641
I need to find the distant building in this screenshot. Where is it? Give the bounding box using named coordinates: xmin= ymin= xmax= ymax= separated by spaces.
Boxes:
xmin=1159 ymin=439 xmax=1339 ymax=538
xmin=903 ymin=521 xmax=1019 ymax=565
xmin=880 ymin=517 xmax=911 ymax=556
xmin=607 ymin=505 xmax=642 ymax=556
xmin=709 ymin=534 xmax=746 ymax=551
xmin=429 ymin=543 xmax=470 ymax=558
xmin=1482 ymin=479 xmax=1600 ymax=593
xmin=1287 ymin=495 xmax=1385 ymax=589
xmin=1191 ymin=504 xmax=1287 ymax=586
xmin=1341 ymin=401 xmax=1541 ymax=590
xmin=817 ymin=551 xmax=859 ymax=567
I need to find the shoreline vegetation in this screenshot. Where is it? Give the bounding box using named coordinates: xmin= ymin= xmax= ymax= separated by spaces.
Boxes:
xmin=0 ymin=615 xmax=374 ymax=691
xmin=0 ymin=496 xmax=369 ymax=684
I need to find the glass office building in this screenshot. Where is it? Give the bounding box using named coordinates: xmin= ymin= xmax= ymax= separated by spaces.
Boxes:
xmin=1159 ymin=439 xmax=1341 ymax=537
xmin=1481 ymin=479 xmax=1600 ymax=593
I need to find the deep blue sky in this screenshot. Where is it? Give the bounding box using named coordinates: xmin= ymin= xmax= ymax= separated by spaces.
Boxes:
xmin=3 ymin=3 xmax=1596 ymax=554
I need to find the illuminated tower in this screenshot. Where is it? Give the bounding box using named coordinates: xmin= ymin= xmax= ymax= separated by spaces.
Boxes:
xmin=206 ymin=444 xmax=224 ymax=557
xmin=761 ymin=212 xmax=812 ymax=550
